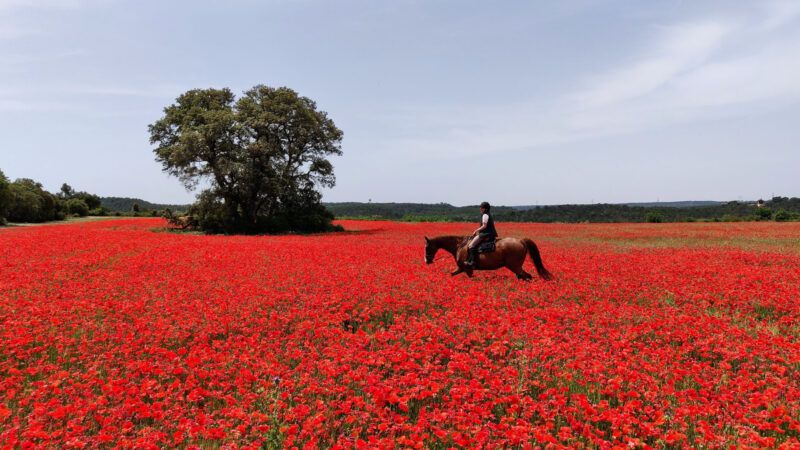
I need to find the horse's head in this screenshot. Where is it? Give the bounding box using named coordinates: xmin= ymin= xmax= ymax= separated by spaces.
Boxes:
xmin=424 ymin=236 xmax=437 ymax=264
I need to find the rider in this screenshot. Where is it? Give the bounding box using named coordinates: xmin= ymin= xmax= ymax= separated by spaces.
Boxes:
xmin=465 ymin=201 xmax=498 ymax=267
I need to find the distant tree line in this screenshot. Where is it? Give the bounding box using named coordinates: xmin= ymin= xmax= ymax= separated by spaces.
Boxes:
xmin=323 ymin=202 xmax=518 ymax=222
xmin=100 ymin=197 xmax=189 ymax=213
xmin=0 ymin=169 xmax=107 ymax=224
xmin=325 ymin=197 xmax=800 ymax=223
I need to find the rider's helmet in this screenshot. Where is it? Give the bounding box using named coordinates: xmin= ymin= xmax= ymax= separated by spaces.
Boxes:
xmin=480 ymin=201 xmax=490 ymax=211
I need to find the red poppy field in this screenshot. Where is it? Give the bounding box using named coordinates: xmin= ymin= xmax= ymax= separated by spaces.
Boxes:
xmin=1 ymin=219 xmax=799 ymax=449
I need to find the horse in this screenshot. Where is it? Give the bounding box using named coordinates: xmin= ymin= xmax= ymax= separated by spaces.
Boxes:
xmin=424 ymin=235 xmax=553 ymax=281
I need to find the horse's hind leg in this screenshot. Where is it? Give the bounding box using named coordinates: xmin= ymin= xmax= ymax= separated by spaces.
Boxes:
xmin=451 ymin=267 xmax=464 ymax=276
xmin=510 ymin=266 xmax=533 ymax=281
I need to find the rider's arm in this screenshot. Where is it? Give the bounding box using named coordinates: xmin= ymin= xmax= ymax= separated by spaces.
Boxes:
xmin=474 ymin=214 xmax=489 ymax=234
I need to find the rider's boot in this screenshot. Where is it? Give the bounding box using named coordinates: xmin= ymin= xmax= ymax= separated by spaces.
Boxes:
xmin=465 ymin=246 xmax=478 ymax=267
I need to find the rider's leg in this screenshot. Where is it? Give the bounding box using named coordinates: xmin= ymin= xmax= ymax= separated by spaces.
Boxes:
xmin=466 ymin=235 xmax=484 ymax=266
xmin=469 ymin=235 xmax=482 ymax=248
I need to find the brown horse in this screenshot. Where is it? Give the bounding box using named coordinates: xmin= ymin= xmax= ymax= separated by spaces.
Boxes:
xmin=424 ymin=235 xmax=553 ymax=280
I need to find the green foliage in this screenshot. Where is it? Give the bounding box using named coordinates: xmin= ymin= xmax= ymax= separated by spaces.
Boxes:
xmin=645 ymin=212 xmax=664 ymax=223
xmin=187 ymin=191 xmax=226 ymax=233
xmin=132 ymin=203 xmax=140 ymax=213
xmin=326 ymin=197 xmax=800 ymax=223
xmin=754 ymin=207 xmax=772 ymax=221
xmin=58 ymin=183 xmax=100 ymax=209
xmin=66 ymin=198 xmax=90 ymax=217
xmin=325 ymin=202 xmax=515 ymax=221
xmin=89 ymin=206 xmax=110 ymax=216
xmin=0 ymin=174 xmax=105 ymax=224
xmin=149 ymin=85 xmax=343 ymax=234
xmin=722 ymin=214 xmax=743 ymax=222
xmin=6 ymin=178 xmax=66 ymax=222
xmin=774 ymin=209 xmax=797 ymax=222
xmin=0 ymin=169 xmax=11 ymax=223
xmin=59 ymin=183 xmax=75 ymax=199
xmin=71 ymin=192 xmax=101 ymax=209
xmin=101 ymin=197 xmax=190 ymax=212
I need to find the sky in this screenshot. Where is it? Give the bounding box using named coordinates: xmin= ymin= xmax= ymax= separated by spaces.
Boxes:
xmin=1 ymin=0 xmax=799 ymax=206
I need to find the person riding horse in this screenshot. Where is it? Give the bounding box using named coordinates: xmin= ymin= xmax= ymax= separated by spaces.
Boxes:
xmin=465 ymin=201 xmax=498 ymax=267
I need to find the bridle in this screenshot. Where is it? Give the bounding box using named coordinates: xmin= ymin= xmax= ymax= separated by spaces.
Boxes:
xmin=427 ymin=236 xmax=470 ymax=263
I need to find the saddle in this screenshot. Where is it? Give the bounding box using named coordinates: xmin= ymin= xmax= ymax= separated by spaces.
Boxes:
xmin=477 ymin=237 xmax=499 ymax=254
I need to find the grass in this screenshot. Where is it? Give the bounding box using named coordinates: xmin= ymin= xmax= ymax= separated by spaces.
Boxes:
xmin=2 ymin=216 xmax=128 ymax=228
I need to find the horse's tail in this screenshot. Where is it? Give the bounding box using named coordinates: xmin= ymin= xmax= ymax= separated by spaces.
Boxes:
xmin=523 ymin=238 xmax=553 ymax=280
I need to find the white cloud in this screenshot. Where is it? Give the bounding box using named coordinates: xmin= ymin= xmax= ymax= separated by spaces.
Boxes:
xmin=386 ymin=3 xmax=800 ymax=162
xmin=0 ymin=49 xmax=84 ymax=66
xmin=665 ymin=42 xmax=800 ymax=109
xmin=60 ymin=83 xmax=189 ymax=98
xmin=0 ymin=81 xmax=188 ymax=114
xmin=0 ymin=0 xmax=102 ymax=40
xmin=562 ymin=9 xmax=800 ymax=138
xmin=0 ymin=98 xmax=70 ymax=112
xmin=568 ymin=21 xmax=732 ymax=109
xmin=762 ymin=0 xmax=800 ymax=31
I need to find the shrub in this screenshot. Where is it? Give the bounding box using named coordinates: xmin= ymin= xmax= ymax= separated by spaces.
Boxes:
xmin=66 ymin=198 xmax=89 ymax=217
xmin=89 ymin=206 xmax=109 ymax=216
xmin=721 ymin=214 xmax=742 ymax=222
xmin=774 ymin=209 xmax=796 ymax=222
xmin=754 ymin=207 xmax=772 ymax=221
xmin=645 ymin=212 xmax=663 ymax=223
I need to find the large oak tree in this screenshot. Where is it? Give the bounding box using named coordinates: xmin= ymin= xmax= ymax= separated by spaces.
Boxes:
xmin=149 ymin=85 xmax=343 ymax=233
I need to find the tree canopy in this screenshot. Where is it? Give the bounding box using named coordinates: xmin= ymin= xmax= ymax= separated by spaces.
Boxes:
xmin=149 ymin=85 xmax=343 ymax=233
xmin=0 ymin=169 xmax=10 ymax=224
xmin=5 ymin=178 xmax=65 ymax=222
xmin=0 ymin=171 xmax=106 ymax=223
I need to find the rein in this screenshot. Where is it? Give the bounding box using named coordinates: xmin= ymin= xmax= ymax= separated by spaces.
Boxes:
xmin=431 ymin=253 xmax=450 ymax=263
xmin=456 ymin=235 xmax=473 ymax=250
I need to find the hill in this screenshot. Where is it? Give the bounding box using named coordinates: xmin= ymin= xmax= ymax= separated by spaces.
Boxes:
xmin=98 ymin=197 xmax=799 ymax=222
xmin=622 ymin=201 xmax=726 ymax=208
xmin=101 ymin=197 xmax=190 ymax=212
xmin=513 ymin=200 xmax=724 ymax=210
xmin=324 ymin=197 xmax=800 ymax=223
xmin=323 ymin=202 xmax=516 ymax=221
